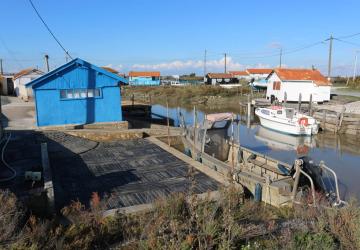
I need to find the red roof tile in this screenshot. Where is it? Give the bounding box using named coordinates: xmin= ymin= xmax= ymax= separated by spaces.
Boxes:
xmin=129 ymin=71 xmax=160 ymax=77
xmin=13 ymin=68 xmax=44 ymax=80
xmin=229 ymin=71 xmax=249 ymax=76
xmin=246 ymin=68 xmax=273 ymax=75
xmin=274 ymin=68 xmax=331 ymax=86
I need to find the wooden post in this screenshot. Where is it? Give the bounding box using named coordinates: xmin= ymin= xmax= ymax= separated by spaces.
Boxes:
xmin=247 ymin=95 xmax=251 ymax=122
xmin=309 ymin=94 xmax=313 ymax=116
xmin=322 ymin=110 xmax=327 ymax=132
xmin=166 ymin=99 xmax=170 ymax=146
xmin=231 ymin=114 xmax=235 ymax=171
xmin=131 ymin=94 xmax=134 ymax=106
xmin=149 ymin=94 xmax=152 ymax=105
xmin=298 ymin=93 xmax=302 ymax=111
xmin=193 ymin=106 xmax=197 ymax=159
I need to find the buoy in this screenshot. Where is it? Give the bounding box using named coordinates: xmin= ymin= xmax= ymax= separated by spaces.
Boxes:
xmin=298 ymin=117 xmax=309 ymax=126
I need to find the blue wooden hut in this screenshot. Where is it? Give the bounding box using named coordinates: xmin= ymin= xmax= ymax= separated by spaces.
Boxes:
xmin=26 ymin=58 xmax=127 ymax=127
xmin=128 ymin=71 xmax=161 ymax=86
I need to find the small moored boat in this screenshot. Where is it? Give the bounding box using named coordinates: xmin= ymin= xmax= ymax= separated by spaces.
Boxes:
xmin=255 ymin=106 xmax=319 ymax=136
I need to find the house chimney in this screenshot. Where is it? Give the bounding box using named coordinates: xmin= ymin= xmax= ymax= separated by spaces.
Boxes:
xmin=44 ymin=54 xmax=50 ymax=72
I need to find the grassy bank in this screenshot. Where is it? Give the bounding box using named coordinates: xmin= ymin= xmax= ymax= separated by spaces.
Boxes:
xmin=1 ymin=188 xmax=359 ymax=249
xmin=122 ymin=85 xmax=264 ymax=113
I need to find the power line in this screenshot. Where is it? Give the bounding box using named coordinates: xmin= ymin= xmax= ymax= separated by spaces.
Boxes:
xmin=0 ymin=36 xmax=24 ymax=69
xmin=335 ymin=38 xmax=360 ymax=48
xmin=28 ymin=0 xmax=73 ymax=60
xmin=337 ymin=32 xmax=360 ymax=40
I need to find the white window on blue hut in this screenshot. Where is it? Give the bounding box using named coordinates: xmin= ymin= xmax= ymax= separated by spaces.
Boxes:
xmin=60 ymin=88 xmax=101 ymax=100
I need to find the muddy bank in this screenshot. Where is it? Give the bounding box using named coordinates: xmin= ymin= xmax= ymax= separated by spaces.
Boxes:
xmin=122 ymin=85 xmax=264 ymax=113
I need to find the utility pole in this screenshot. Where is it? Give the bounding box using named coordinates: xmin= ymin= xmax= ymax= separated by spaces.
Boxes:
xmin=279 ymin=47 xmax=282 ymax=68
xmin=224 ymin=53 xmax=227 ymax=73
xmin=353 ymin=51 xmax=359 ymax=81
xmin=327 ymin=35 xmax=333 ymax=80
xmin=0 ymin=59 xmax=3 ymax=75
xmin=44 ymin=54 xmax=50 ymax=72
xmin=204 ymin=49 xmax=207 ymax=78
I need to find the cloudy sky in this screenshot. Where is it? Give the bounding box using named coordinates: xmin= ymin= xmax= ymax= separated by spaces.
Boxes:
xmin=1 ymin=0 xmax=360 ymax=76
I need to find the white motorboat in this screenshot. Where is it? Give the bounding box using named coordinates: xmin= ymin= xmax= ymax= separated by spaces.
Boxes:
xmin=255 ymin=106 xmax=319 ymax=136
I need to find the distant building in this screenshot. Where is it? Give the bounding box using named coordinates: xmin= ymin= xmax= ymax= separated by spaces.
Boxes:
xmin=266 ymin=68 xmax=332 ymax=103
xmin=128 ymin=71 xmax=160 ymax=86
xmin=13 ymin=68 xmax=44 ymax=101
xmin=229 ymin=71 xmax=251 ymax=81
xmin=26 ymin=58 xmax=127 ymax=127
xmin=246 ymin=68 xmax=272 ymax=81
xmin=205 ymin=73 xmax=237 ymax=85
xmin=0 ymin=74 xmax=15 ymax=95
xmin=101 ymin=66 xmax=119 ymax=74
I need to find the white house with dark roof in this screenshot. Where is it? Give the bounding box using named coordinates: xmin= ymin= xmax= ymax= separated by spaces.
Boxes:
xmin=205 ymin=73 xmax=237 ymax=85
xmin=266 ymin=68 xmax=332 ymax=103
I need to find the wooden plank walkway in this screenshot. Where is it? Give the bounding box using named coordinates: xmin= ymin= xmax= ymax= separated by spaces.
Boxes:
xmin=42 ymin=133 xmax=221 ymax=210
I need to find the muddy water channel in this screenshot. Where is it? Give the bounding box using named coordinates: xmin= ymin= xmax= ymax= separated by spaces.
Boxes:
xmin=152 ymin=104 xmax=360 ymax=201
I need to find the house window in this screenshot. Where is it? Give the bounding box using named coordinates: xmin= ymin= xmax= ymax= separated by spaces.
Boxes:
xmin=87 ymin=89 xmax=94 ymax=97
xmin=273 ymin=81 xmax=281 ymax=90
xmin=94 ymin=89 xmax=101 ymax=97
xmin=60 ymin=88 xmax=101 ymax=100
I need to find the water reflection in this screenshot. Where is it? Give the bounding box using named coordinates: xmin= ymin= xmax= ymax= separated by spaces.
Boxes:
xmin=151 ymin=104 xmax=360 ymax=200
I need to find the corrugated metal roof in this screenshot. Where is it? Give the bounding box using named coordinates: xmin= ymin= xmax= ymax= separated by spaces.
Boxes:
xmin=129 ymin=71 xmax=160 ymax=77
xmin=274 ymin=68 xmax=331 ymax=86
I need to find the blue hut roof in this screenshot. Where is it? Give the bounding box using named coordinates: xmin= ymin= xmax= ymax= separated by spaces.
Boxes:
xmin=26 ymin=58 xmax=128 ymax=89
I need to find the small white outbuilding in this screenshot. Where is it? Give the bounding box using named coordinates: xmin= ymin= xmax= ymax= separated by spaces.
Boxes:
xmin=266 ymin=68 xmax=331 ymax=103
xmin=13 ymin=68 xmax=44 ymax=101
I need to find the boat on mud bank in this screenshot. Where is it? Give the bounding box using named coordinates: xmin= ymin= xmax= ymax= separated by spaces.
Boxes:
xmin=255 ymin=106 xmax=319 ymax=136
xmin=179 ymin=112 xmax=345 ymax=208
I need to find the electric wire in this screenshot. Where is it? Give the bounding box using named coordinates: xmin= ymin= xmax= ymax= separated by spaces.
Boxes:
xmin=0 ymin=133 xmax=16 ymax=182
xmin=337 ymin=32 xmax=360 ymax=40
xmin=334 ymin=38 xmax=360 ymax=48
xmin=28 ymin=0 xmax=73 ymax=60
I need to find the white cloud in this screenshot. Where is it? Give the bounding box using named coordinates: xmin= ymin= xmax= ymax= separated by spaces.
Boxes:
xmin=103 ymin=63 xmax=123 ymax=71
xmin=131 ymin=56 xmax=246 ymax=72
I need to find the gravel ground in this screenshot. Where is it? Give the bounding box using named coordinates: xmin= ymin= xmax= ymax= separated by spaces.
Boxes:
xmin=1 ymin=96 xmax=36 ymax=130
